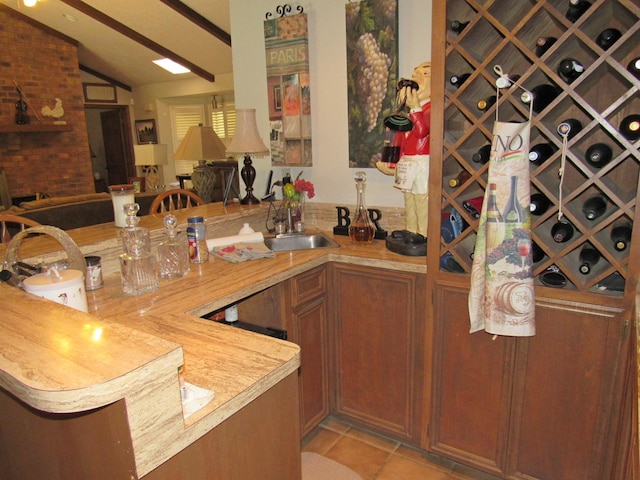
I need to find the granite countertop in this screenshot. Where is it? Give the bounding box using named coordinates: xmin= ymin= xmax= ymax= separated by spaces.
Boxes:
xmin=0 ymin=201 xmax=425 ymax=476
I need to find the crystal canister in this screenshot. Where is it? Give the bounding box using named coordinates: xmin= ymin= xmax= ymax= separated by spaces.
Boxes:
xmin=109 ymin=184 xmax=135 ymax=228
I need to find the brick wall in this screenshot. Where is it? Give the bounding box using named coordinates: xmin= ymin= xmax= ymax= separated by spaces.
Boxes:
xmin=0 ymin=8 xmax=94 ymax=200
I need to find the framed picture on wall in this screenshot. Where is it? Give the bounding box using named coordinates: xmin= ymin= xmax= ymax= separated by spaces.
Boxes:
xmin=83 ymin=83 xmax=117 ymax=103
xmin=135 ymin=119 xmax=157 ymax=144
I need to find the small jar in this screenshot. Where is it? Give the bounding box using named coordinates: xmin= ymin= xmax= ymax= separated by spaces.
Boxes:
xmin=84 ymin=255 xmax=104 ymax=291
xmin=224 ymin=304 xmax=238 ymax=323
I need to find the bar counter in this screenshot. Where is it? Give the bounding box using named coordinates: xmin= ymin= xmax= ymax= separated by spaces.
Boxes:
xmin=0 ymin=202 xmax=426 ymax=478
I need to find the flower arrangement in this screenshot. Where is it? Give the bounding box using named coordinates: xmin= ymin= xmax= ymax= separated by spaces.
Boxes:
xmin=283 ymin=172 xmax=315 ymax=201
xmin=279 ymin=172 xmax=314 ymax=228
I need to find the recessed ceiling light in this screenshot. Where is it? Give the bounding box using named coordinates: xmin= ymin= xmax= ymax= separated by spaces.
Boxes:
xmin=153 ymin=59 xmax=190 ymax=74
xmin=63 ymin=13 xmax=77 ymax=22
xmin=23 ymin=0 xmax=38 ymax=7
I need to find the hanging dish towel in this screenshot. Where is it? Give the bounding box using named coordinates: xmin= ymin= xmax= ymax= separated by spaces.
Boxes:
xmin=469 ymin=87 xmax=535 ymax=336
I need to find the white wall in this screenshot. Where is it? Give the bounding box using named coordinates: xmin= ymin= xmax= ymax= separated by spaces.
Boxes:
xmin=230 ymin=0 xmax=432 ymax=207
xmin=133 ymin=74 xmax=235 ymax=186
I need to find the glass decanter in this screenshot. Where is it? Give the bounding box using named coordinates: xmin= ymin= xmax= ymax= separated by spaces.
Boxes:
xmin=158 ymin=214 xmax=190 ymax=278
xmin=349 ymin=171 xmax=375 ymax=243
xmin=119 ymin=203 xmax=158 ymax=295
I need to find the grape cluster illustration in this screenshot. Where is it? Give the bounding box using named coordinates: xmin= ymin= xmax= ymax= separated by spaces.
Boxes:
xmin=486 ymin=228 xmax=531 ymax=268
xmin=355 ymin=32 xmax=391 ymax=132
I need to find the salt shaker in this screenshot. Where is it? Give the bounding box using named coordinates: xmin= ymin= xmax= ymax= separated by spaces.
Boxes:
xmin=84 ymin=255 xmax=103 ymax=290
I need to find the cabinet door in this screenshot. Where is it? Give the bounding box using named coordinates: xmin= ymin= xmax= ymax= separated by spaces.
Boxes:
xmin=292 ymin=296 xmax=330 ymax=437
xmin=507 ymin=301 xmax=628 ymax=480
xmin=332 ymin=264 xmax=425 ymax=444
xmin=430 ymin=283 xmax=629 ymax=480
xmin=429 ymin=282 xmax=515 ymax=476
xmin=288 ymin=266 xmax=329 ymax=437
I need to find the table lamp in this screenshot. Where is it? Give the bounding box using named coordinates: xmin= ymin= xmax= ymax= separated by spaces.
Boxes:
xmin=133 ymin=144 xmax=168 ymax=192
xmin=173 ymin=124 xmax=227 ymax=202
xmin=226 ymin=109 xmax=270 ymax=205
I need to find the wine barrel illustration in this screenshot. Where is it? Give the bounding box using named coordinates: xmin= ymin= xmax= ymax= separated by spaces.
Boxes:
xmin=495 ymin=281 xmax=534 ymax=315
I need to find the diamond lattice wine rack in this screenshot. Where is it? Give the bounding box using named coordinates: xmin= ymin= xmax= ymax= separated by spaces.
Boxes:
xmin=433 ymin=0 xmax=640 ymax=297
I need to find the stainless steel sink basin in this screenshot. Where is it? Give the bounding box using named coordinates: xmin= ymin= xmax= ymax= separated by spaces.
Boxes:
xmin=264 ymin=232 xmax=340 ymax=251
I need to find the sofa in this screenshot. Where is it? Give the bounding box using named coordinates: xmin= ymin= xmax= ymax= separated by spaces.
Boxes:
xmin=4 ymin=192 xmax=158 ymax=231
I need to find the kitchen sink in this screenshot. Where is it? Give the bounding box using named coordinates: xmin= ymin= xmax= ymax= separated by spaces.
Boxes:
xmin=264 ymin=232 xmax=340 ymax=251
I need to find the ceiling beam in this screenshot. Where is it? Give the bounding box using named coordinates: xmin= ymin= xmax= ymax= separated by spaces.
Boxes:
xmin=58 ymin=0 xmax=215 ymax=83
xmin=158 ymin=0 xmax=231 ymax=47
xmin=79 ymin=64 xmax=132 ymax=92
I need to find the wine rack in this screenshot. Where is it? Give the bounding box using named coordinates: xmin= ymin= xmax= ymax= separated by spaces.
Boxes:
xmin=434 ymin=0 xmax=640 ymax=298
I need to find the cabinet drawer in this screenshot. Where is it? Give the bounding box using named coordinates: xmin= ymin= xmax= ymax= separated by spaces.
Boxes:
xmin=291 ymin=266 xmax=325 ymax=308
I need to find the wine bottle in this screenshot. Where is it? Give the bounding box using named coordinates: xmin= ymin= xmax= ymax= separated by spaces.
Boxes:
xmin=551 ymin=221 xmax=574 ymax=243
xmin=585 ymin=143 xmax=613 ymax=168
xmin=449 ymin=73 xmax=471 ymax=88
xmin=578 ymin=246 xmax=600 ymax=274
xmin=477 ymin=95 xmax=497 ymax=111
xmin=450 ymin=20 xmax=469 ymax=34
xmin=611 ymin=222 xmax=632 ymax=251
xmin=503 ymin=176 xmax=524 ymax=240
xmin=462 ymin=196 xmax=483 ymax=219
xmin=565 ymin=0 xmax=591 ymax=23
xmin=535 ymin=36 xmax=557 ymax=57
xmin=596 ymin=28 xmax=622 ymax=50
xmin=557 ymin=118 xmax=583 ymax=140
xmin=531 ymin=241 xmax=545 ymax=263
xmin=619 ymin=114 xmax=640 ymax=141
xmin=530 ymin=193 xmax=550 ymax=216
xmin=521 ymin=84 xmax=560 ymax=113
xmin=529 ymin=142 xmax=555 ymax=166
xmin=485 ymin=183 xmax=504 ymax=250
xmin=582 ymin=195 xmax=607 ymax=220
xmin=627 ymin=57 xmax=640 ymax=79
xmin=557 ymin=58 xmax=585 ymax=83
xmin=472 ymin=144 xmax=491 ymax=164
xmin=448 ymin=170 xmax=471 ymax=188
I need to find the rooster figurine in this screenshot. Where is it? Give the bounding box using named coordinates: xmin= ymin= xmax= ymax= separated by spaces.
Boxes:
xmin=41 ymin=98 xmax=65 ymax=123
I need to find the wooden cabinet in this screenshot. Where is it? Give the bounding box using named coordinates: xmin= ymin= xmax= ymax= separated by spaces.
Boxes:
xmin=429 ymin=283 xmax=629 ymax=479
xmin=426 ymin=1 xmax=638 ymax=477
xmin=1 ymin=373 xmax=301 ymax=480
xmin=330 ymin=264 xmax=426 ymax=445
xmin=286 ymin=266 xmax=330 ymax=437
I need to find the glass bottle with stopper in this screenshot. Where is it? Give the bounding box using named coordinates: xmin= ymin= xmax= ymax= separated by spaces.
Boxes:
xmin=349 ymin=171 xmax=375 ymax=243
xmin=119 ymin=203 xmax=158 ymax=295
xmin=158 ymin=214 xmax=190 ymax=278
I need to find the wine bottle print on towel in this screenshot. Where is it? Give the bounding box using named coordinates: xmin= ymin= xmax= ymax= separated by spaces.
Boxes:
xmin=469 ymin=120 xmax=536 ymax=337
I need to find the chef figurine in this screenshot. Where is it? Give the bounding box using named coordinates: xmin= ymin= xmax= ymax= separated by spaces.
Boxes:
xmin=377 ymin=61 xmax=431 ymax=243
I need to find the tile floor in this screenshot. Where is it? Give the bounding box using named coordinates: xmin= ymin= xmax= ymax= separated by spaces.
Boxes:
xmin=302 ymin=417 xmax=500 ymax=480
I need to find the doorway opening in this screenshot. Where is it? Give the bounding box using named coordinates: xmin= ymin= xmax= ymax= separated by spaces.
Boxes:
xmin=84 ymin=105 xmax=135 ymax=191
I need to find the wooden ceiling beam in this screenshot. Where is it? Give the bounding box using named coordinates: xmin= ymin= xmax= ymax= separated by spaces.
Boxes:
xmin=58 ymin=0 xmax=215 ymax=83
xmin=158 ymin=0 xmax=231 ymax=47
xmin=79 ymin=65 xmax=132 ymax=92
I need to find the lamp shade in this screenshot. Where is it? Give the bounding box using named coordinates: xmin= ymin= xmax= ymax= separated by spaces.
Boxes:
xmin=226 ymin=109 xmax=270 ymax=157
xmin=173 ymin=125 xmax=227 ymax=161
xmin=134 ymin=144 xmax=167 ymax=166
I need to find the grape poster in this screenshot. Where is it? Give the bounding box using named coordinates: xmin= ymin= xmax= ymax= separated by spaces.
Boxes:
xmin=345 ymin=0 xmax=399 ymax=168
